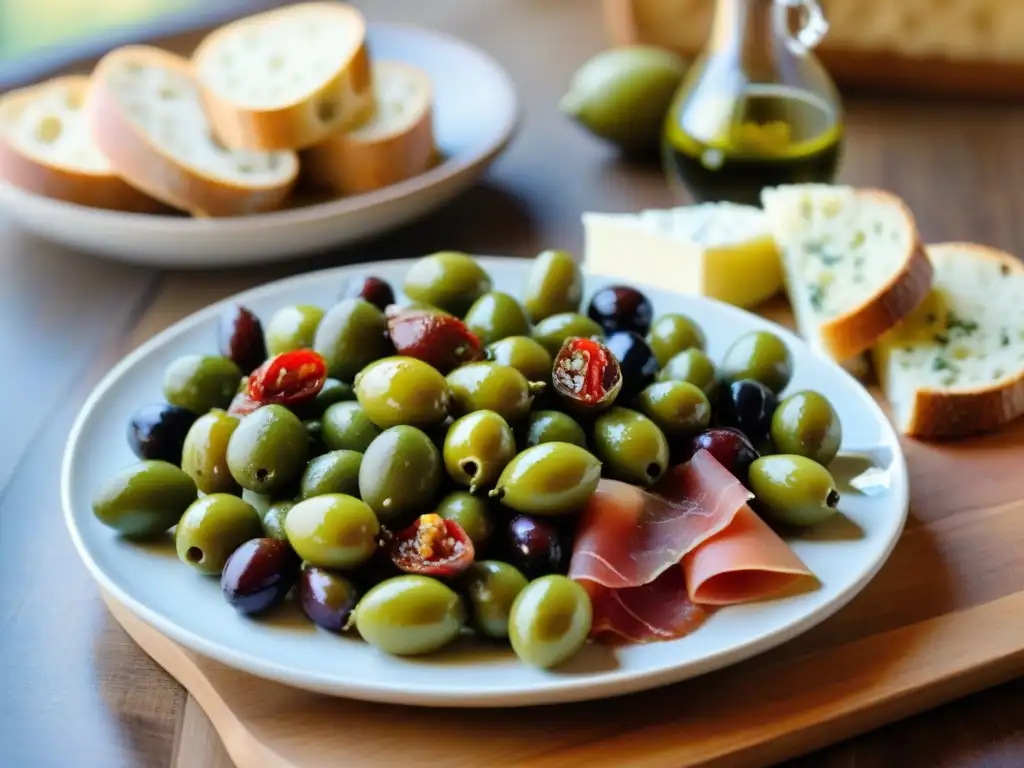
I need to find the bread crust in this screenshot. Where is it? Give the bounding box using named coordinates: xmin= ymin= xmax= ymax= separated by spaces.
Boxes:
xmin=884 ymin=243 xmax=1024 ymax=440
xmin=86 ymin=46 xmax=298 ymax=218
xmin=301 ymin=61 xmax=435 ymax=196
xmin=192 ymin=2 xmax=374 ymax=151
xmin=817 ymin=189 xmax=934 ymax=362
xmin=0 ymin=76 xmax=162 ymax=213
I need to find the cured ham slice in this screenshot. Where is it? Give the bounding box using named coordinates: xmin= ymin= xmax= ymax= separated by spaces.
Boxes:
xmin=585 ymin=570 xmax=707 ymax=644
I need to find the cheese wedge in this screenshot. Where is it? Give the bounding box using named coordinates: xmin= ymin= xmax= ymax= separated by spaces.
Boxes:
xmin=582 ymin=203 xmax=783 ymax=309
xmin=873 ymin=243 xmax=1024 ymax=439
xmin=192 ymin=2 xmax=374 ymax=151
xmin=0 ymin=76 xmax=160 ymax=212
xmin=301 ymin=60 xmax=435 ymax=196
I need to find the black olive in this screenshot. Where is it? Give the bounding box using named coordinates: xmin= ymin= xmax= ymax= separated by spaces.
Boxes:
xmin=221 ymin=538 xmax=300 ymax=616
xmin=127 ymin=403 xmax=198 ymax=465
xmin=217 ymin=305 xmax=267 ymax=375
xmin=716 ymin=379 xmax=778 ymax=448
xmin=503 ymin=515 xmax=566 ymax=579
xmin=339 ymin=276 xmax=395 ymax=312
xmin=298 ymin=565 xmax=360 ymax=631
xmin=604 ymin=330 xmax=660 ymax=401
xmin=587 ymin=285 xmax=654 ymax=336
xmin=678 ymin=427 xmax=760 ymax=486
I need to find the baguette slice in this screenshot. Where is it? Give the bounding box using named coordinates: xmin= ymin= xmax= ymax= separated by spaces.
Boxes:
xmin=86 ymin=46 xmax=299 ymax=217
xmin=582 ymin=203 xmax=783 ymax=309
xmin=192 ymin=2 xmax=374 ymax=151
xmin=760 ymin=184 xmax=934 ymax=364
xmin=872 ymin=243 xmax=1024 ymax=439
xmin=0 ymin=76 xmax=161 ymax=212
xmin=301 ymin=60 xmax=435 ymax=196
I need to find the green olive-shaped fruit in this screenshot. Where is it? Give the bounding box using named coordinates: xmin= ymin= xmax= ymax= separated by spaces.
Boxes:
xmin=162 ymin=354 xmax=243 ymax=414
xmin=175 ymin=494 xmax=263 ymax=575
xmin=443 ymin=410 xmax=517 ymax=493
xmin=312 ymin=298 xmax=391 ymax=382
xmin=358 ymin=426 xmax=442 ymax=522
xmin=445 ymin=362 xmax=541 ymax=423
xmin=463 ymin=561 xmax=529 ymax=639
xmin=91 ymin=460 xmax=196 ymax=538
xmin=436 ymin=491 xmax=494 ymax=548
xmin=180 ymin=409 xmax=240 ymax=494
xmin=486 ymin=336 xmax=554 ymax=382
xmin=592 ymin=406 xmax=669 ymax=486
xmin=292 ymin=377 xmax=354 ymax=420
xmin=636 ymin=381 xmax=711 ymax=438
xmin=523 ymin=410 xmax=588 ymax=449
xmin=321 ymin=401 xmax=382 ymax=452
xmin=264 ymin=304 xmax=324 ymax=356
xmin=463 ymin=291 xmax=531 ymax=345
xmin=298 ymin=450 xmax=363 ymax=500
xmin=645 ymin=314 xmax=705 ymax=367
xmin=656 ymin=348 xmax=718 ymax=395
xmin=531 ymin=312 xmax=604 ymax=356
xmin=523 ymin=249 xmax=584 ymax=323
xmin=770 ymin=391 xmax=843 ymax=466
xmin=490 ymin=442 xmax=601 ymax=516
xmin=748 ymin=454 xmax=841 ymax=527
xmin=402 ymin=251 xmax=492 ymax=316
xmin=354 ymin=575 xmax=465 ymax=656
xmin=262 ymin=500 xmax=294 ymax=540
xmin=354 ymin=356 xmax=449 ymax=429
xmin=284 ymin=493 xmax=380 ymax=570
xmin=721 ymin=330 xmax=794 ymax=394
xmin=508 ymin=575 xmax=592 ymax=668
xmin=226 ymin=405 xmax=310 ymax=496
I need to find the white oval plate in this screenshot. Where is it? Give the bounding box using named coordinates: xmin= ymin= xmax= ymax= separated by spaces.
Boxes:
xmin=63 ymin=257 xmax=909 ymax=707
xmin=0 ymin=26 xmax=517 ymax=269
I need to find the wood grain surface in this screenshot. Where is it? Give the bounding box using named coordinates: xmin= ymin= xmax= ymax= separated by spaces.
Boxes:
xmin=1 ymin=1 xmax=1023 ymax=767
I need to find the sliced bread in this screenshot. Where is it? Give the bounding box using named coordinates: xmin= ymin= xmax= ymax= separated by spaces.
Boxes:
xmin=0 ymin=76 xmax=160 ymax=212
xmin=581 ymin=202 xmax=783 ymax=309
xmin=192 ymin=2 xmax=374 ymax=151
xmin=872 ymin=243 xmax=1024 ymax=439
xmin=86 ymin=46 xmax=299 ymax=217
xmin=301 ymin=60 xmax=435 ymax=196
xmin=760 ymin=183 xmax=934 ymax=365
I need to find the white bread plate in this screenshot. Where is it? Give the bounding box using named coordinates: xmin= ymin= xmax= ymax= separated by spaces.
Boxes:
xmin=0 ymin=25 xmax=518 ymax=268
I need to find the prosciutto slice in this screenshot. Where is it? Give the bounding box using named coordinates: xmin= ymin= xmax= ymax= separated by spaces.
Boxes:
xmin=584 ymin=571 xmax=707 ymax=644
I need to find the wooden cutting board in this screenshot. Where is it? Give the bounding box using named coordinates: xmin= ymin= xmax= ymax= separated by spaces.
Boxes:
xmin=98 ymin=335 xmax=1024 ymax=767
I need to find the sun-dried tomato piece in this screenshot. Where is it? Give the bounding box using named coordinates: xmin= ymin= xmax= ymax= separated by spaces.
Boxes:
xmin=386 ymin=307 xmax=483 ymax=373
xmin=247 ymin=350 xmax=327 ymax=406
xmin=390 ymin=514 xmax=475 ymax=577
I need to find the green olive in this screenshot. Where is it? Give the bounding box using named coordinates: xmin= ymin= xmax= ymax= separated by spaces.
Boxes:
xmin=354 ymin=575 xmax=465 ymax=656
xmin=354 ymin=356 xmax=449 ymax=429
xmin=181 ymin=409 xmax=240 ymax=494
xmin=262 ymin=500 xmax=294 ymax=540
xmin=312 ymin=298 xmax=391 ymax=382
xmin=443 ymin=410 xmax=517 ymax=493
xmin=175 ymin=494 xmax=263 ymax=575
xmin=445 ymin=362 xmax=541 ymax=423
xmin=321 ymin=401 xmax=382 ymax=452
xmin=91 ymin=460 xmax=196 ymax=538
xmin=284 ymin=493 xmax=380 ymax=569
xmin=358 ymin=426 xmax=442 ymax=522
xmin=436 ymin=491 xmax=494 ymax=548
xmin=463 ymin=561 xmax=529 ymax=639
xmin=292 ymin=377 xmax=354 ymax=420
xmin=162 ymin=354 xmax=243 ymax=414
xmin=748 ymin=454 xmax=840 ymax=527
xmin=523 ymin=249 xmax=584 ymax=323
xmin=508 ymin=575 xmax=592 ymax=669
xmin=531 ymin=312 xmax=604 ymax=356
xmin=721 ymin=330 xmax=794 ymax=394
xmin=264 ymin=304 xmax=324 ymax=356
xmin=298 ymin=450 xmax=363 ymax=500
xmin=303 ymin=418 xmax=325 ymax=455
xmin=226 ymin=404 xmax=310 ymax=496
xmin=463 ymin=291 xmax=531 ymax=345
xmin=636 ymin=381 xmax=711 ymax=438
xmin=402 ymin=251 xmax=492 ymax=316
xmin=486 ymin=336 xmax=553 ymax=382
xmin=592 ymin=406 xmax=669 ymax=486
xmin=656 ymin=348 xmax=718 ymax=395
xmin=645 ymin=314 xmax=706 ymax=367
xmin=523 ymin=410 xmax=587 ymax=449
xmin=490 ymin=442 xmax=601 ymax=516
xmin=770 ymin=391 xmax=842 ymax=466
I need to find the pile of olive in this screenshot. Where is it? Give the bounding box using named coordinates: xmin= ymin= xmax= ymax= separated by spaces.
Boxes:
xmin=92 ymin=249 xmax=844 ymax=669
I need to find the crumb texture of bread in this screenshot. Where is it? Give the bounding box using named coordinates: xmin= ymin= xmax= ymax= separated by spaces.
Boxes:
xmin=301 ymin=60 xmax=434 ymax=196
xmin=87 ymin=46 xmax=298 ymax=217
xmin=193 ymin=2 xmax=374 ymax=151
xmin=873 ymin=243 xmax=1024 ymax=439
xmin=762 ymin=183 xmax=932 ymax=363
xmin=0 ymin=76 xmax=160 ymax=212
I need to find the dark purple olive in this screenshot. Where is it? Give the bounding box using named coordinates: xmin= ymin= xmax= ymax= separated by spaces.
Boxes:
xmin=351 ymin=526 xmax=403 ymax=590
xmin=127 ymin=403 xmax=198 ymax=465
xmin=716 ymin=379 xmax=778 ymax=448
xmin=298 ymin=565 xmax=360 ymax=632
xmin=587 ymin=285 xmax=653 ymax=336
xmin=340 ymin=276 xmax=395 ymax=312
xmin=218 ymin=305 xmax=267 ymax=375
xmin=680 ymin=427 xmax=760 ymax=485
xmin=504 ymin=515 xmax=565 ymax=579
xmin=221 ymin=538 xmax=300 ymax=616
xmin=604 ymin=330 xmax=660 ymax=401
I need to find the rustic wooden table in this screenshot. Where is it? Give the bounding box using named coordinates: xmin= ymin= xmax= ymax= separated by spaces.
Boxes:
xmin=1 ymin=1 xmax=1022 ymax=766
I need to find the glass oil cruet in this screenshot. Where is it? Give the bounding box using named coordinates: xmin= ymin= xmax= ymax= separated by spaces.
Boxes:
xmin=662 ymin=0 xmax=842 ymax=206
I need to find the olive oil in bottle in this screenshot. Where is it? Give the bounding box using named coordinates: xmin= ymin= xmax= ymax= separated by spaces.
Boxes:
xmin=662 ymin=0 xmax=843 ymax=205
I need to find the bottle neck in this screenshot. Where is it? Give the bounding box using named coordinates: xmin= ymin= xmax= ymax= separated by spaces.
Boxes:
xmin=708 ymin=0 xmax=780 ymax=68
